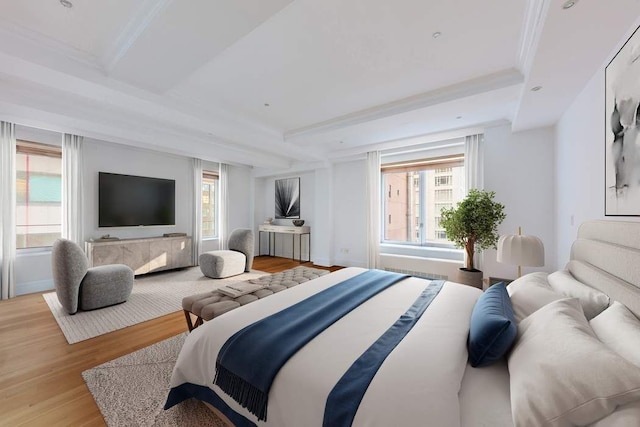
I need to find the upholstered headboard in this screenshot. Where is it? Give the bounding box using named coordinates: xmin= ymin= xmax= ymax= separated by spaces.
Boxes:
xmin=569 ymin=220 xmax=640 ymax=318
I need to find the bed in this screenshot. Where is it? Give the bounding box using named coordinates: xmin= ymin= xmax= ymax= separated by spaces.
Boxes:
xmin=164 ymin=220 xmax=640 ymax=426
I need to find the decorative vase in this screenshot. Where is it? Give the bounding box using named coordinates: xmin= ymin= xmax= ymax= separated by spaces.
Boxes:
xmin=457 ymin=268 xmax=483 ymax=289
xmin=292 ymin=219 xmax=305 ymax=227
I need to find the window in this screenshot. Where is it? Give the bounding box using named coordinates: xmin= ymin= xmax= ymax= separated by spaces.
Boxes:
xmin=381 ymin=154 xmax=464 ymax=245
xmin=16 ymin=141 xmax=62 ymax=249
xmin=202 ymin=171 xmax=219 ymax=239
xmin=435 ymin=189 xmax=453 ymax=201
xmin=435 ymin=230 xmax=448 ymax=240
xmin=435 ymin=175 xmax=451 ymax=186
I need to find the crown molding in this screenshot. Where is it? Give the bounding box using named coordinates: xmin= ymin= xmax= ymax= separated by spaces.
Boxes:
xmin=516 ymin=0 xmax=551 ymax=75
xmin=0 ymin=17 xmax=101 ymax=71
xmin=100 ymin=0 xmax=174 ymax=72
xmin=284 ymin=69 xmax=523 ymax=141
xmin=324 ymin=120 xmax=509 ymax=161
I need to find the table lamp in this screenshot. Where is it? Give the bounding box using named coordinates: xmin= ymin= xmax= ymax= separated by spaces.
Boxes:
xmin=497 ymin=226 xmax=544 ymax=277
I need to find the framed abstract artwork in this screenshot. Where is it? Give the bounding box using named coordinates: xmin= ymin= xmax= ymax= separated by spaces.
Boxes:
xmin=275 ymin=177 xmax=300 ymax=219
xmin=606 ymin=25 xmax=640 ymax=216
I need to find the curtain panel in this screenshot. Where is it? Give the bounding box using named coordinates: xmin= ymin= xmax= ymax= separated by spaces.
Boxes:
xmin=62 ymin=134 xmax=84 ymax=246
xmin=219 ymin=163 xmax=229 ymax=250
xmin=465 ymin=134 xmax=484 ymax=192
xmin=366 ymin=151 xmax=381 ymax=269
xmin=1 ymin=122 xmax=16 ymax=300
xmin=192 ymin=158 xmax=203 ymax=264
xmin=464 ymin=133 xmax=484 ymax=270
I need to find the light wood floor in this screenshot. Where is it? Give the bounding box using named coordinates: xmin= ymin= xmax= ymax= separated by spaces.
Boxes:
xmin=0 ymin=257 xmax=341 ymax=427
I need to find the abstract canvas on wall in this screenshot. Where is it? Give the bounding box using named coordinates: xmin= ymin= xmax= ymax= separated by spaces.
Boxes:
xmin=275 ymin=177 xmax=300 ymax=219
xmin=606 ymin=25 xmax=640 ymax=216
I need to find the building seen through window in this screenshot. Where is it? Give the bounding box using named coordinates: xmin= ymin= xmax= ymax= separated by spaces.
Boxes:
xmin=382 ymin=155 xmax=464 ymax=245
xmin=202 ymin=171 xmax=218 ymax=238
xmin=16 ymin=140 xmax=62 ymax=249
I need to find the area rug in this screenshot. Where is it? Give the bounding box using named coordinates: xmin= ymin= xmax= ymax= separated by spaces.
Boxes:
xmin=43 ymin=267 xmax=266 ymax=344
xmin=82 ymin=333 xmax=223 ymax=426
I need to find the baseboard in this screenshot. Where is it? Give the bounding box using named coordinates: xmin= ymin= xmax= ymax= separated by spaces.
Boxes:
xmin=16 ymin=279 xmax=54 ymax=296
xmin=333 ymin=258 xmax=367 ymax=268
xmin=312 ymin=257 xmax=333 ymax=267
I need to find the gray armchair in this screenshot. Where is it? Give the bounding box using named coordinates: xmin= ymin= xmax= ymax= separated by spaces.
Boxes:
xmin=52 ymin=239 xmax=134 ymax=315
xmin=199 ymin=228 xmax=255 ymax=279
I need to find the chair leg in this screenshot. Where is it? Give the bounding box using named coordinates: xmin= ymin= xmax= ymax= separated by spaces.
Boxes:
xmin=184 ymin=310 xmax=195 ymax=332
xmin=194 ymin=317 xmax=204 ymax=329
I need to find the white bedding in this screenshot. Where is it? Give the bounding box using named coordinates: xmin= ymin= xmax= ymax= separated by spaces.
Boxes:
xmin=459 ymin=360 xmax=512 ymax=427
xmin=168 ymin=267 xmax=489 ymax=426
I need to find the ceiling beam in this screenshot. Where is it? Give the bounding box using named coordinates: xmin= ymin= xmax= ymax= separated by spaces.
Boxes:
xmin=100 ymin=0 xmax=174 ymax=73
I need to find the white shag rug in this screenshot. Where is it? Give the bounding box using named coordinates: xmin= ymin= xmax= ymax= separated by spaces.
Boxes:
xmin=43 ymin=267 xmax=266 ymax=344
xmin=82 ymin=333 xmax=223 ymax=426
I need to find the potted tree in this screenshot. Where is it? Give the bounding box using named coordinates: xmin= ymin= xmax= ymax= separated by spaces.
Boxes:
xmin=440 ymin=189 xmax=506 ymax=288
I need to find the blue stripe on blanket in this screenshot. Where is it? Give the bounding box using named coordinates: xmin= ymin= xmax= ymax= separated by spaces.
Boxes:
xmin=323 ymin=280 xmax=446 ymax=427
xmin=214 ymin=270 xmax=409 ymax=421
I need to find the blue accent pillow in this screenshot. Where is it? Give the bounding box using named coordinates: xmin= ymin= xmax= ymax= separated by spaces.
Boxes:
xmin=468 ymin=282 xmax=517 ymax=367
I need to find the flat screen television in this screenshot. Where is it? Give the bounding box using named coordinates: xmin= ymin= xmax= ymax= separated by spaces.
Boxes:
xmin=99 ymin=172 xmax=175 ymax=227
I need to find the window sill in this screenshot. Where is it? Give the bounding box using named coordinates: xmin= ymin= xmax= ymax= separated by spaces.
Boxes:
xmin=380 ymin=243 xmax=463 ymax=261
xmin=17 ymin=247 xmax=53 ymax=256
xmin=202 ymin=237 xmax=219 ymax=242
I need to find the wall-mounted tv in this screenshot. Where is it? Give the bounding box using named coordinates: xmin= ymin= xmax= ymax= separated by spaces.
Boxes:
xmin=99 ymin=172 xmax=175 ymax=227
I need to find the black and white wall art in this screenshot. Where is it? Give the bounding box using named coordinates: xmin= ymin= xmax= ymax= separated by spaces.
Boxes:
xmin=275 ymin=177 xmax=300 ymax=219
xmin=606 ymin=25 xmax=640 ymax=216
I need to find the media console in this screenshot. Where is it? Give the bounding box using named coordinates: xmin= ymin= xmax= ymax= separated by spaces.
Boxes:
xmin=86 ymin=235 xmax=193 ymax=275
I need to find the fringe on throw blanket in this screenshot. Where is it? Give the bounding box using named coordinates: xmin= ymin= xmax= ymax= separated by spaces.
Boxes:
xmin=214 ymin=362 xmax=269 ymax=421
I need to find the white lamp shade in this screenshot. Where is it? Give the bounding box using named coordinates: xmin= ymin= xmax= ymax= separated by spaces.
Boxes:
xmin=497 ymin=234 xmax=545 ymax=267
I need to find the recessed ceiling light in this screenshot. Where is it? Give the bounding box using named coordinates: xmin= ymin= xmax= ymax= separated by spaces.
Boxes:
xmin=264 ymin=103 xmax=270 ymax=107
xmin=339 ymin=141 xmax=344 ymax=144
xmin=59 ymin=0 xmax=73 ymax=8
xmin=562 ymin=1 xmax=577 ymax=9
xmin=531 ymin=86 xmax=543 ymax=92
xmin=432 ymin=32 xmax=442 ymax=39
xmin=456 ymin=116 xmax=462 ymax=120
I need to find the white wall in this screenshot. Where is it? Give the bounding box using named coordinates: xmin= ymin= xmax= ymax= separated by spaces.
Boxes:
xmin=332 ymin=160 xmax=368 ymax=267
xmin=228 ymin=164 xmax=253 ymax=233
xmin=255 ymin=171 xmax=315 ymax=260
xmin=313 ymin=166 xmax=334 ymax=266
xmin=16 ymin=138 xmax=255 ymax=294
xmin=555 ymin=21 xmax=640 ymax=268
xmin=483 ymin=124 xmax=556 ymax=279
xmin=555 ymin=71 xmax=608 ymax=268
xmin=82 ymin=139 xmax=193 ymax=241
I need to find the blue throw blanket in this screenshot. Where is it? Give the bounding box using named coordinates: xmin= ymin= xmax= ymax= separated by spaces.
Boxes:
xmin=323 ymin=280 xmax=445 ymax=426
xmin=214 ymin=269 xmax=408 ymax=421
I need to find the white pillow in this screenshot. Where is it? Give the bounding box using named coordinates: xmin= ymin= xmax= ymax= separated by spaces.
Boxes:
xmin=506 ymin=272 xmax=550 ymax=296
xmin=547 ymin=270 xmax=610 ymax=319
xmin=508 ymin=298 xmax=640 ymax=427
xmin=590 ymin=401 xmax=640 ymax=427
xmin=590 ymin=301 xmax=640 ymax=368
xmin=508 ymin=278 xmax=564 ymax=323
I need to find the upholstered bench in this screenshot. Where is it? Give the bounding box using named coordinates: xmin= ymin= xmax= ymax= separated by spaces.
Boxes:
xmin=182 ymin=266 xmax=329 ymax=331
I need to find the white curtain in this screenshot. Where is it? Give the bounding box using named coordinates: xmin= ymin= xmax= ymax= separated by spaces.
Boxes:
xmin=1 ymin=121 xmax=16 ymax=300
xmin=62 ymin=134 xmax=84 ymax=246
xmin=465 ymin=134 xmax=484 ymax=192
xmin=464 ymin=133 xmax=484 ymax=270
xmin=192 ymin=158 xmax=203 ymax=264
xmin=219 ymin=163 xmax=229 ymax=250
xmin=366 ymin=151 xmax=381 ymax=269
